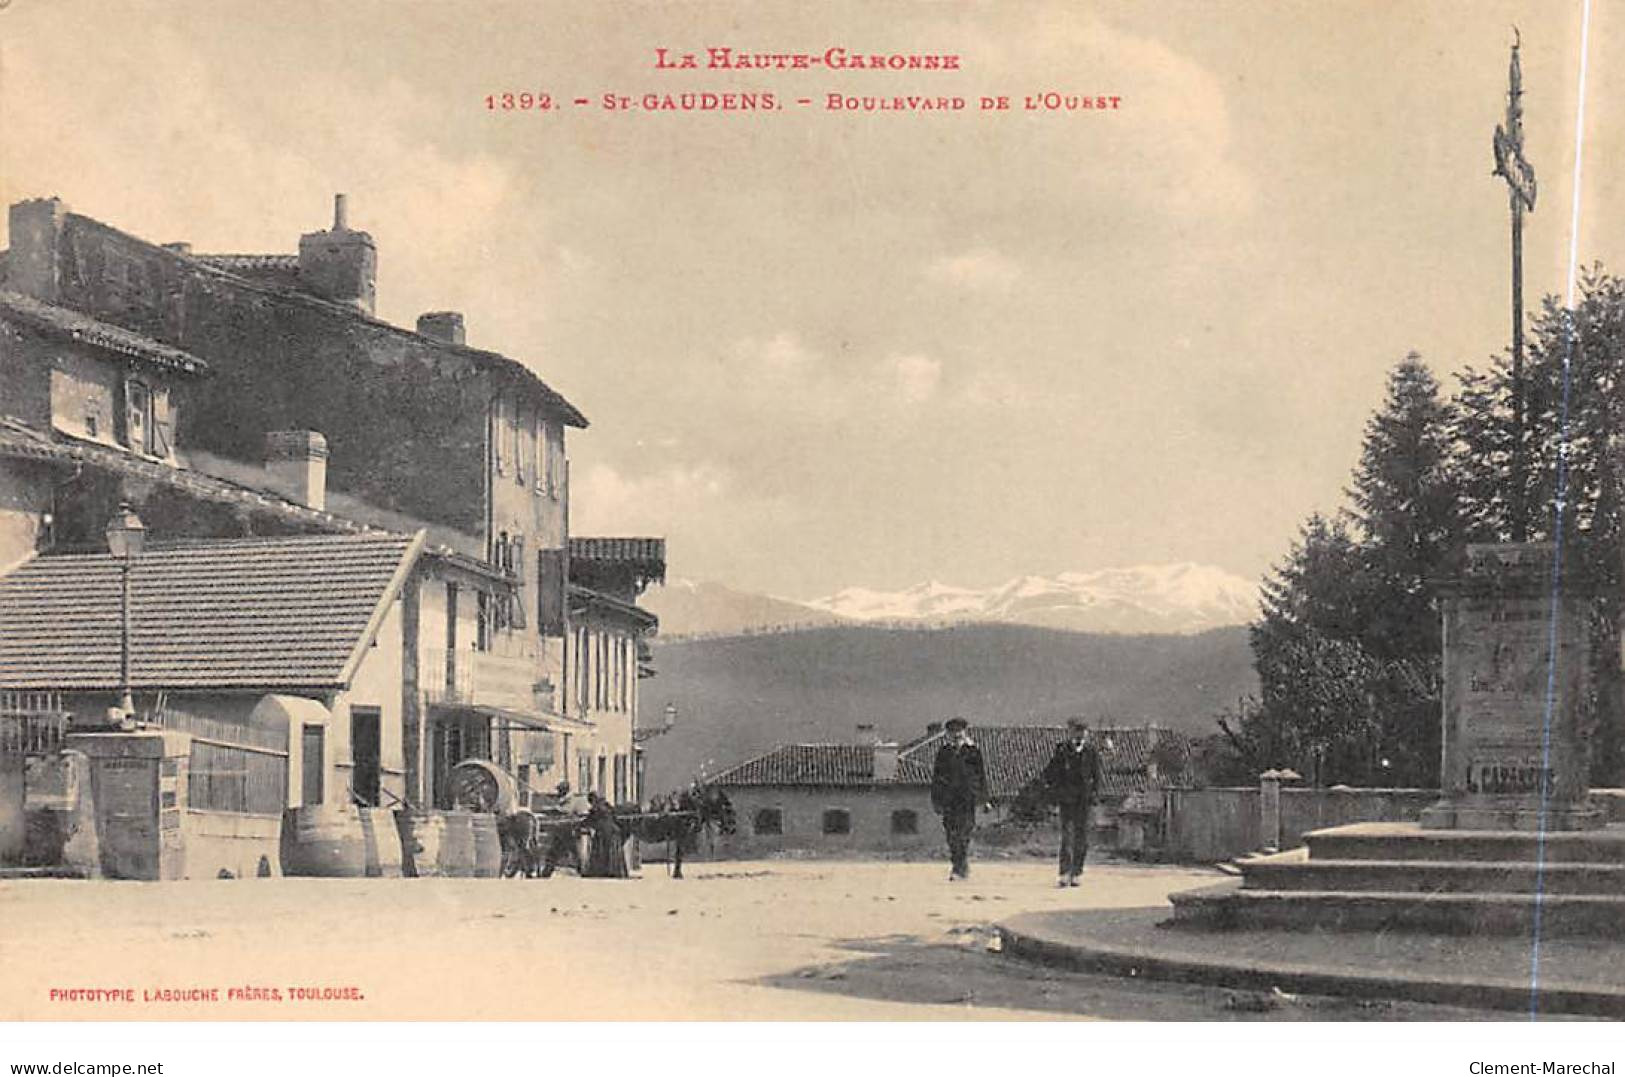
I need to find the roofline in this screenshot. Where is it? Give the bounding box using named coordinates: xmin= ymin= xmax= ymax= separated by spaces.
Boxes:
xmin=0 ymin=416 xmax=377 ymax=535
xmin=59 ymin=210 xmax=589 ymax=428
xmin=337 ymin=529 xmax=427 ymax=685
xmin=568 ymin=583 xmax=658 ymax=629
xmin=0 ymin=289 xmax=209 ymax=376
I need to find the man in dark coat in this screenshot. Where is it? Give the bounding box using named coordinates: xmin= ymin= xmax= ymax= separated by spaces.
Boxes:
xmin=1043 ymin=717 xmax=1103 ymax=887
xmin=931 ymin=717 xmax=988 ymax=880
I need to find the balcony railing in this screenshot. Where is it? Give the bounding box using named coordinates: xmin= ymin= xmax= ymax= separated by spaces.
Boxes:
xmin=423 ymin=649 xmax=555 ymax=716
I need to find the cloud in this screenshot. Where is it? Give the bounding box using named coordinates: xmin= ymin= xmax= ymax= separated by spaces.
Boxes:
xmin=889 ymin=354 xmax=942 ymax=404
xmin=717 ymin=332 xmax=945 ymax=418
xmin=925 ymin=249 xmax=1021 ymax=292
xmin=571 ymin=462 xmax=731 ymax=535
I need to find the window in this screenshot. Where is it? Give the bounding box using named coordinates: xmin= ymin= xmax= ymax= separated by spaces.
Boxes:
xmin=753 ymin=808 xmax=783 ymax=835
xmin=124 ymin=379 xmax=151 ymax=455
xmin=890 ymin=809 xmax=919 ymax=835
xmin=821 ymin=809 xmax=851 ymax=836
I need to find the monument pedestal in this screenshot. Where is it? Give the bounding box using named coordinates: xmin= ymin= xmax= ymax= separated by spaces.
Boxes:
xmin=1421 ymin=543 xmax=1605 ymax=832
xmin=1169 ymin=543 xmax=1622 ymax=938
xmin=1419 ymin=802 xmax=1604 ymax=831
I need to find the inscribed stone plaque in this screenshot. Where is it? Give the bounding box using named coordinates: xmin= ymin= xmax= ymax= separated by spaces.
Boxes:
xmin=1423 ymin=543 xmax=1603 ymax=831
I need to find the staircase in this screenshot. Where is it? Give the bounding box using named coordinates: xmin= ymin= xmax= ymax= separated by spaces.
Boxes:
xmin=1168 ymin=821 xmax=1625 ymax=938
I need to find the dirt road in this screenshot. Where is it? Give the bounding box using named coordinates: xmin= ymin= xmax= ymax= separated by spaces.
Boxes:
xmin=0 ymin=859 xmax=1503 ymax=1021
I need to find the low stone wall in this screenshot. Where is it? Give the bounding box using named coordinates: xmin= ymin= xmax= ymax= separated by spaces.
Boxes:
xmin=1165 ymin=786 xmax=1437 ymax=863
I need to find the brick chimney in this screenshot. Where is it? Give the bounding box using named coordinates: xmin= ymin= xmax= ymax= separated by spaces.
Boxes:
xmin=417 ymin=311 xmax=466 ymax=345
xmin=266 ymin=430 xmax=329 ymax=511
xmin=298 ymin=193 xmax=376 ymax=315
xmin=855 ymin=722 xmax=876 ymax=743
xmin=872 ymin=742 xmax=900 ymax=782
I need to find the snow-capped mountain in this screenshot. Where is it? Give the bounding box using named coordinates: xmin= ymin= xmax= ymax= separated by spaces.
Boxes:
xmin=805 ymin=563 xmax=1260 ymax=635
xmin=644 ymin=563 xmax=1261 ymax=638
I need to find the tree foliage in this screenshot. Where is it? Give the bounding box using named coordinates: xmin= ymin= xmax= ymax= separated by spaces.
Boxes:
xmin=1228 ymin=357 xmax=1464 ymax=786
xmin=1225 ymin=272 xmax=1625 ymax=788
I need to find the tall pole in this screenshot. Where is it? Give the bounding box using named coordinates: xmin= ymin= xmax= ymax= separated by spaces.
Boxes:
xmin=1494 ymin=30 xmax=1537 ymax=541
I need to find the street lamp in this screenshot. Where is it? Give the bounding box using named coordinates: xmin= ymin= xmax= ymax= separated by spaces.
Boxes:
xmin=104 ymin=502 xmax=147 ymax=720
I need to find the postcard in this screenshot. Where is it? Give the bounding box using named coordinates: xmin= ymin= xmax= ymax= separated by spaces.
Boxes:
xmin=0 ymin=0 xmax=1622 ymax=1054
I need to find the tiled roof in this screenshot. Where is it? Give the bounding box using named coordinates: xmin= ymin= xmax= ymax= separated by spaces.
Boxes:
xmin=0 ymin=290 xmax=207 ymax=375
xmin=0 ymin=532 xmax=422 ymax=690
xmin=194 ymin=254 xmax=301 ymax=272
xmin=711 ymin=744 xmax=934 ymax=787
xmin=712 ymin=724 xmax=1194 ymax=798
xmin=192 ymin=254 xmax=302 ymax=288
xmin=0 ymin=417 xmax=372 ymax=535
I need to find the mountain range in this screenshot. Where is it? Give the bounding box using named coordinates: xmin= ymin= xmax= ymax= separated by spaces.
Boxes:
xmin=640 ymin=623 xmax=1257 ymax=793
xmin=641 ymin=563 xmax=1261 ymax=638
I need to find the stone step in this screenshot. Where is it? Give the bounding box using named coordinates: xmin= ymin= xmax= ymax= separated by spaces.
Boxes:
xmin=1242 ymin=858 xmax=1625 ymax=896
xmin=1168 ymin=880 xmax=1625 ymax=937
xmin=1305 ymin=822 xmax=1625 ymax=865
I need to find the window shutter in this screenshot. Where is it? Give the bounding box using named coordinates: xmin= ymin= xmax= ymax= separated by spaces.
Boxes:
xmin=150 ymin=388 xmax=174 ymax=458
xmin=493 ymin=396 xmax=506 ymax=474
xmin=509 ymin=537 xmax=527 ymax=629
xmin=537 ymin=547 xmax=566 ymax=637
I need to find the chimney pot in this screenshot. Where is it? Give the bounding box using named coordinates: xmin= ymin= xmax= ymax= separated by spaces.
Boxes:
xmin=855 ymin=722 xmax=876 ymax=744
xmin=417 ymin=311 xmax=467 ymax=346
xmin=926 ymin=721 xmax=943 ymax=736
xmin=873 ymin=742 xmax=900 ymax=782
xmin=265 ymin=430 xmax=329 ymax=511
xmin=333 ymin=193 xmax=348 ymax=232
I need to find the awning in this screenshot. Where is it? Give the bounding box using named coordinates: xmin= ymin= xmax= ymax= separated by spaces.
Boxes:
xmin=427 ymin=700 xmax=594 ymax=732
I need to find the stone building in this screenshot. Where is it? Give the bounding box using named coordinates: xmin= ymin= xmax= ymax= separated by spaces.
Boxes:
xmin=708 ymin=723 xmax=1195 ymax=857
xmin=0 ymin=192 xmax=663 ymax=817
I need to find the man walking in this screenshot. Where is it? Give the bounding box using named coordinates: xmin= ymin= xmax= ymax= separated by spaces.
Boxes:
xmin=1043 ymin=717 xmax=1103 ymax=888
xmin=931 ymin=717 xmax=988 ymax=881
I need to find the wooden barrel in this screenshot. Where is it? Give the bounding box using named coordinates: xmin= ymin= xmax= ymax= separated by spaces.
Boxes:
xmin=396 ymin=811 xmax=446 ymax=878
xmin=359 ymin=807 xmax=403 ymax=878
xmin=280 ymin=806 xmax=366 ymax=878
xmin=437 ymin=810 xmax=476 ymax=878
xmin=470 ymin=813 xmax=501 ymax=878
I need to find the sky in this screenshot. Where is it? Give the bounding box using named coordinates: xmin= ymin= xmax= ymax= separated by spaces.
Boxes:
xmin=1 ymin=0 xmax=1620 ymax=600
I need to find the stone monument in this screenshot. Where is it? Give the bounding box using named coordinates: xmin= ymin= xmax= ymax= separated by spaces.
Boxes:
xmin=1420 ymin=542 xmax=1604 ymax=831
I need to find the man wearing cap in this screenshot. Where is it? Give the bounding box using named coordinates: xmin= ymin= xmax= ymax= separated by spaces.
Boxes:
xmin=1043 ymin=718 xmax=1103 ymax=888
xmin=930 ymin=717 xmax=988 ymax=881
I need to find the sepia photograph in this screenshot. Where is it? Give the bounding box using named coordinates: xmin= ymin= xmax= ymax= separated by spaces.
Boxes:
xmin=0 ymin=0 xmax=1623 ymax=1062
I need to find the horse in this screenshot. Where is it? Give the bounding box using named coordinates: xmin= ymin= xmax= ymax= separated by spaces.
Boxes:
xmin=620 ymin=785 xmax=736 ymax=879
xmin=498 ymin=809 xmax=543 ymax=878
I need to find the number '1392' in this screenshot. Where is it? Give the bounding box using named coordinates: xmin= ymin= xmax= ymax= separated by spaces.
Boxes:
xmin=486 ymin=93 xmax=553 ymax=111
